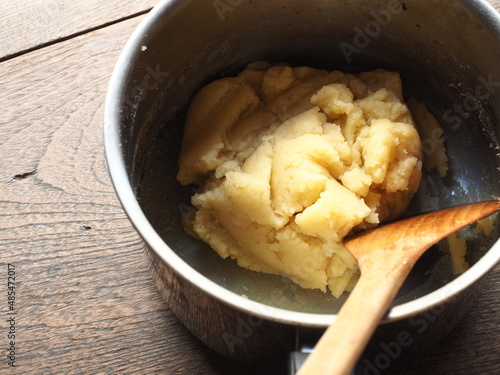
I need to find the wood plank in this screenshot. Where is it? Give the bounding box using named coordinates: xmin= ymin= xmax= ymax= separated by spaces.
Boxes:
xmin=0 ymin=14 xmax=258 ymax=375
xmin=0 ymin=0 xmax=157 ymax=60
xmin=491 ymin=0 xmax=500 ymax=9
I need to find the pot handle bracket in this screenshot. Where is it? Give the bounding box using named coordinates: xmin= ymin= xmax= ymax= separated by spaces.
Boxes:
xmin=287 ymin=348 xmax=310 ymax=375
xmin=287 ymin=347 xmax=357 ymax=375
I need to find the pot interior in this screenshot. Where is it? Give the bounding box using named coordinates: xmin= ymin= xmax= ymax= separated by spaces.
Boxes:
xmin=119 ymin=0 xmax=500 ymax=315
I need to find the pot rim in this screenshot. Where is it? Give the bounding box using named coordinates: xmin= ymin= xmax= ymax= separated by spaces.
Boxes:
xmin=104 ymin=0 xmax=500 ymax=329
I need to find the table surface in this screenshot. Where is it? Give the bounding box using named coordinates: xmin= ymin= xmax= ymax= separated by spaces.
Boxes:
xmin=1 ymin=1 xmax=499 ymax=374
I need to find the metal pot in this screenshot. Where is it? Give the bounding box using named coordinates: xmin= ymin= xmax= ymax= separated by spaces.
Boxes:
xmin=104 ymin=0 xmax=500 ymax=373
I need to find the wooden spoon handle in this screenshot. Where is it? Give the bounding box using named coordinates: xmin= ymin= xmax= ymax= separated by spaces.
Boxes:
xmin=296 ymin=250 xmax=418 ymax=375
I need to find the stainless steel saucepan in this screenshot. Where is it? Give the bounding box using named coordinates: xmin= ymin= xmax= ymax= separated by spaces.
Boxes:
xmin=104 ymin=0 xmax=500 ymax=373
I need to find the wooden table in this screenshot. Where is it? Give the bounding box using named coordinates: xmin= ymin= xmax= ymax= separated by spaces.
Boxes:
xmin=1 ymin=1 xmax=499 ymax=374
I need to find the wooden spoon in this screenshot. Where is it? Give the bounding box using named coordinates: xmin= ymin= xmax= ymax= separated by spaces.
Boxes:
xmin=296 ymin=200 xmax=500 ymax=375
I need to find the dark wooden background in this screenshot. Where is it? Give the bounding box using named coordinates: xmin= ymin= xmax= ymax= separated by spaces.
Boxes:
xmin=1 ymin=1 xmax=499 ymax=374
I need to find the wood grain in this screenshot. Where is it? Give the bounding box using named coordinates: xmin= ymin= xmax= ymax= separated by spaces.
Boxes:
xmin=490 ymin=0 xmax=500 ymax=9
xmin=0 ymin=0 xmax=157 ymax=61
xmin=0 ymin=14 xmax=255 ymax=375
xmin=0 ymin=1 xmax=499 ymax=375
